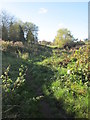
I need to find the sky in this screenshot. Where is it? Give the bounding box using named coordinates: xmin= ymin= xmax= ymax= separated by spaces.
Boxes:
xmin=0 ymin=1 xmax=88 ymax=41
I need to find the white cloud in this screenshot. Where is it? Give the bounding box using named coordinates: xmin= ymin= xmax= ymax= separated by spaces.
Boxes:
xmin=38 ymin=8 xmax=48 ymax=14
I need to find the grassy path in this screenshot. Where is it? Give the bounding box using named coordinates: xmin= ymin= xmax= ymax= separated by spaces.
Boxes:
xmin=25 ymin=62 xmax=68 ymax=119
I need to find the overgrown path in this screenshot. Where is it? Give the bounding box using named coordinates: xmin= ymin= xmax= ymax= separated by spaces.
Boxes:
xmin=25 ymin=62 xmax=68 ymax=119
xmin=2 ymin=43 xmax=88 ymax=119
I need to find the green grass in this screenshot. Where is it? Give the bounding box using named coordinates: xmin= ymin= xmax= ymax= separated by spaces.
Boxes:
xmin=2 ymin=41 xmax=89 ymax=118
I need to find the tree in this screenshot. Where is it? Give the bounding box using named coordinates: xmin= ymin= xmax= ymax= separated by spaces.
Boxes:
xmin=54 ymin=28 xmax=74 ymax=48
xmin=1 ymin=10 xmax=38 ymax=43
xmin=9 ymin=22 xmax=19 ymax=42
xmin=2 ymin=24 xmax=8 ymax=40
xmin=23 ymin=22 xmax=38 ymax=43
xmin=19 ymin=25 xmax=25 ymax=42
xmin=26 ymin=30 xmax=34 ymax=44
xmin=9 ymin=21 xmax=25 ymax=42
xmin=1 ymin=10 xmax=16 ymax=41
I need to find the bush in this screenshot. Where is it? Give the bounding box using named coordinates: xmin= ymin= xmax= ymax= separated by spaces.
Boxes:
xmin=76 ymin=41 xmax=85 ymax=46
xmin=63 ymin=41 xmax=76 ymax=49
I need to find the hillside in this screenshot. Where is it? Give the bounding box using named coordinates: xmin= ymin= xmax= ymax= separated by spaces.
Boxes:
xmin=1 ymin=40 xmax=89 ymax=119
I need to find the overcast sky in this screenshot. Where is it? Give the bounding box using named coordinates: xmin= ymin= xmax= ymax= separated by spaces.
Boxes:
xmin=0 ymin=1 xmax=88 ymax=41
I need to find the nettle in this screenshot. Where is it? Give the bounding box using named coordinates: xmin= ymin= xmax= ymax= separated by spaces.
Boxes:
xmin=1 ymin=65 xmax=27 ymax=101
